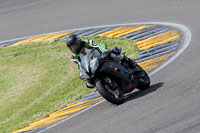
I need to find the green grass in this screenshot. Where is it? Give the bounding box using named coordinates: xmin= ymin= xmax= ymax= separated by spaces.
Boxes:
xmin=0 ymin=36 xmax=138 ymax=133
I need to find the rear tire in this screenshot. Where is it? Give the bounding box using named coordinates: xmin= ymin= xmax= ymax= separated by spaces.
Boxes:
xmin=136 ymin=65 xmax=150 ymax=90
xmin=96 ymin=78 xmax=124 ymax=104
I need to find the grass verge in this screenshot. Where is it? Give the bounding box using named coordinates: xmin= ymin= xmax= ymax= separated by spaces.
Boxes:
xmin=0 ymin=36 xmax=138 ymax=133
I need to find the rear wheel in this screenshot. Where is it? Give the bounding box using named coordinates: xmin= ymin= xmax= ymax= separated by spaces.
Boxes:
xmin=135 ymin=65 xmax=150 ymax=90
xmin=96 ymin=77 xmax=124 ymax=104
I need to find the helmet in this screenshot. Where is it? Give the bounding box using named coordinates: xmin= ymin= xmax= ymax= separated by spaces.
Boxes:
xmin=66 ymin=34 xmax=82 ymax=54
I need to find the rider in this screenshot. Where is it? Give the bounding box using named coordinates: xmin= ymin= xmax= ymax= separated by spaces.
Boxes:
xmin=66 ymin=34 xmax=137 ymax=88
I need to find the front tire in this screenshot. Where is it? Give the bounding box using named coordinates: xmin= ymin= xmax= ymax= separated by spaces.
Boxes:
xmin=96 ymin=78 xmax=124 ymax=104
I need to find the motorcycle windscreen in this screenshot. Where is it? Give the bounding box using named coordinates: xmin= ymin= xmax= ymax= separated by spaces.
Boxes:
xmin=81 ymin=54 xmax=90 ymax=73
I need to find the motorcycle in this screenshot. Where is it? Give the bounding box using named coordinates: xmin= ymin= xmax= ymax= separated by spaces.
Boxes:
xmin=80 ymin=47 xmax=150 ymax=104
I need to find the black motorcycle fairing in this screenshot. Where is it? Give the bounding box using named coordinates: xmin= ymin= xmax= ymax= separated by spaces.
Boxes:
xmin=99 ymin=61 xmax=135 ymax=92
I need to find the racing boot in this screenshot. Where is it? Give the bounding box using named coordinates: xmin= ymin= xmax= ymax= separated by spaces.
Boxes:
xmin=127 ymin=58 xmax=137 ymax=68
xmin=85 ymin=80 xmax=95 ymax=88
xmin=123 ymin=56 xmax=137 ymax=69
xmin=123 ymin=56 xmax=143 ymax=78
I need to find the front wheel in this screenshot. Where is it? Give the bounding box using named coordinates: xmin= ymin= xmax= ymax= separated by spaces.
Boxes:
xmin=96 ymin=77 xmax=124 ymax=104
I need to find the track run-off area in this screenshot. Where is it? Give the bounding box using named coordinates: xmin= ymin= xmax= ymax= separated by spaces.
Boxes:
xmin=1 ymin=0 xmax=200 ymax=133
xmin=1 ymin=22 xmax=190 ymax=133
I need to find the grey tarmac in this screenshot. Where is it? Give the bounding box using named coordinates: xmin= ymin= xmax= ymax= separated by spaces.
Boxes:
xmin=1 ymin=0 xmax=200 ymax=133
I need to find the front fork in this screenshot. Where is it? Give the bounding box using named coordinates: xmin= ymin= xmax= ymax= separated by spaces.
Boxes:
xmin=104 ymin=77 xmax=121 ymax=98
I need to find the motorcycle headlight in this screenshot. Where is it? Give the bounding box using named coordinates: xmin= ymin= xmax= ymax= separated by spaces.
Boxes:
xmin=90 ymin=58 xmax=99 ymax=74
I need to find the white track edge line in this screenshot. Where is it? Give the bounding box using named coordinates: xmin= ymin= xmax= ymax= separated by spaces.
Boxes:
xmin=0 ymin=22 xmax=190 ymax=44
xmin=148 ymin=22 xmax=191 ymax=76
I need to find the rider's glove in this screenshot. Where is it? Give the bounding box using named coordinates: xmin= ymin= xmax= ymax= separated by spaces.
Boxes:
xmin=112 ymin=46 xmax=120 ymax=55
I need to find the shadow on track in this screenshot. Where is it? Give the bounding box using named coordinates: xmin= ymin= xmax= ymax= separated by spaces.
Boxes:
xmin=124 ymin=82 xmax=164 ymax=103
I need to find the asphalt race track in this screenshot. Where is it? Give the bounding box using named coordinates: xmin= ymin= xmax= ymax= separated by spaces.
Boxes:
xmin=1 ymin=0 xmax=200 ymax=133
